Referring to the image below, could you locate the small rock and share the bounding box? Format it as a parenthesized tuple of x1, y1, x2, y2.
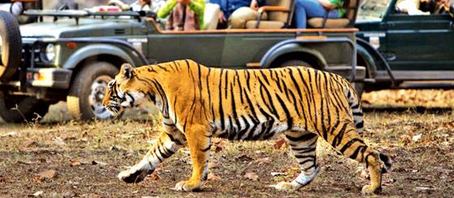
(270, 172, 286, 176)
(39, 170, 57, 179)
(91, 160, 107, 166)
(412, 134, 422, 142)
(54, 137, 66, 147)
(415, 186, 434, 193)
(0, 131, 17, 137)
(244, 172, 259, 181)
(32, 191, 43, 197)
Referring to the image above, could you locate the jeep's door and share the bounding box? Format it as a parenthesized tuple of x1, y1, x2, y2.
(220, 31, 294, 68)
(384, 11, 454, 71)
(147, 31, 226, 66)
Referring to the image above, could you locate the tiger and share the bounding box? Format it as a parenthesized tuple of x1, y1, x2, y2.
(103, 59, 392, 194)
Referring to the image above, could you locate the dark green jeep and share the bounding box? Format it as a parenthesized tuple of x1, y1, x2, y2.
(355, 0, 454, 91)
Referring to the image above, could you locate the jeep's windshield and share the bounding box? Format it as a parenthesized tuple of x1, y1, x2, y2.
(357, 0, 392, 22)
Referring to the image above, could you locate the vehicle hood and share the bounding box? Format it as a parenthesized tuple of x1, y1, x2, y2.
(20, 18, 142, 38)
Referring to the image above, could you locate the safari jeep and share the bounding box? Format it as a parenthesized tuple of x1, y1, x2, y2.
(0, 0, 365, 123)
(355, 0, 454, 91)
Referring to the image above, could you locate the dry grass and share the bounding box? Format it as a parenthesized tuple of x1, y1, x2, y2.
(0, 90, 453, 197)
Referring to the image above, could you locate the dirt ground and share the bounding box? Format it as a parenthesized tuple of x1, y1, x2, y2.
(0, 90, 453, 198)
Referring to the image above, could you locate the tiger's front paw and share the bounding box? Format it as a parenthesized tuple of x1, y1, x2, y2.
(173, 180, 202, 191)
(361, 185, 382, 195)
(271, 181, 298, 192)
(117, 168, 149, 183)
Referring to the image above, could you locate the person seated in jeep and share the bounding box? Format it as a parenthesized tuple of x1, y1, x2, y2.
(158, 0, 206, 30)
(108, 0, 166, 12)
(209, 0, 266, 29)
(293, 0, 345, 29)
(396, 0, 452, 15)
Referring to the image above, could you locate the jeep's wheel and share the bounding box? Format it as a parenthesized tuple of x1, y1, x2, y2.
(67, 62, 119, 120)
(0, 10, 22, 81)
(278, 59, 312, 68)
(0, 91, 50, 123)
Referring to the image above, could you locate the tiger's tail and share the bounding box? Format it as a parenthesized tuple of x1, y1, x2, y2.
(345, 83, 393, 173)
(345, 84, 364, 135)
(379, 152, 393, 173)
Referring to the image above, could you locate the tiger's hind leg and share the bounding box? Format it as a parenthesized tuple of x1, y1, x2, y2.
(273, 131, 320, 192)
(331, 122, 383, 194)
(118, 126, 185, 183)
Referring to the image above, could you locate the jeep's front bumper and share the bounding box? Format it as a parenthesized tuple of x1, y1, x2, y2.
(0, 68, 72, 89)
(26, 68, 72, 89)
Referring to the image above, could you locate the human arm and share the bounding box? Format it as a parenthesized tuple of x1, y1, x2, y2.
(187, 0, 206, 16)
(250, 0, 259, 10)
(157, 0, 178, 18)
(317, 0, 339, 9)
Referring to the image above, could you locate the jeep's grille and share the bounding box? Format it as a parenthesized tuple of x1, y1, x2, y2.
(22, 43, 45, 68)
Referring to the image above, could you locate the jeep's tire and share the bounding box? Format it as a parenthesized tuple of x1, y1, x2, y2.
(0, 91, 50, 123)
(67, 62, 119, 120)
(0, 10, 22, 81)
(278, 59, 312, 68)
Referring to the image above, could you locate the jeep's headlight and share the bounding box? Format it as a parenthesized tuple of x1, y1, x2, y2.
(44, 44, 56, 62)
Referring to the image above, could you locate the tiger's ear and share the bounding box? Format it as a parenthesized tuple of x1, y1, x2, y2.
(120, 63, 134, 79)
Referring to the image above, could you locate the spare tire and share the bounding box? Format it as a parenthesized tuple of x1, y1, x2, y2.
(0, 10, 22, 81)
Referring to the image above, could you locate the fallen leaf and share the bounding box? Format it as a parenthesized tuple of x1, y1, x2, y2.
(254, 157, 271, 165)
(208, 173, 221, 181)
(212, 138, 227, 152)
(208, 162, 218, 169)
(33, 177, 42, 184)
(149, 172, 160, 181)
(39, 170, 57, 179)
(16, 160, 33, 165)
(70, 160, 81, 167)
(21, 140, 38, 149)
(273, 138, 287, 149)
(244, 172, 258, 181)
(236, 154, 252, 161)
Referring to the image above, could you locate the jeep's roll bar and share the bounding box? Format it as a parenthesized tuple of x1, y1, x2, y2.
(23, 9, 143, 25)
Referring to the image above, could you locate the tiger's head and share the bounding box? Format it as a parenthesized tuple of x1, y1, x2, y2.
(103, 63, 149, 116)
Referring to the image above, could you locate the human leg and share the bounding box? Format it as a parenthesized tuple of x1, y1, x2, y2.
(294, 0, 340, 28)
(228, 7, 266, 29)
